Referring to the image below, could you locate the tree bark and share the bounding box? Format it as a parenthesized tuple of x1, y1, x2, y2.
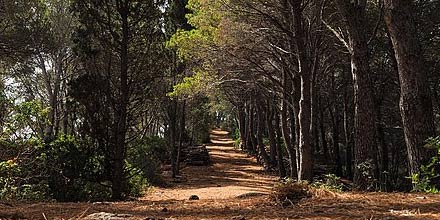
(336, 0, 379, 189)
(343, 87, 353, 179)
(292, 0, 313, 181)
(256, 101, 270, 167)
(267, 105, 278, 167)
(330, 72, 342, 177)
(237, 106, 247, 151)
(274, 112, 287, 178)
(384, 0, 436, 177)
(112, 0, 130, 200)
(281, 72, 297, 178)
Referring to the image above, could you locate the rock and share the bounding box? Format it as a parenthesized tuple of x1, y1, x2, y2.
(84, 212, 132, 220)
(189, 195, 200, 200)
(161, 207, 168, 212)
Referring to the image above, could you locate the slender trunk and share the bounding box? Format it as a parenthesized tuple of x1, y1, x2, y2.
(384, 0, 436, 176)
(170, 100, 178, 178)
(292, 1, 313, 181)
(318, 96, 329, 158)
(329, 106, 342, 177)
(267, 106, 278, 167)
(281, 72, 297, 178)
(343, 88, 353, 179)
(247, 103, 257, 155)
(274, 112, 287, 178)
(176, 100, 186, 175)
(331, 72, 342, 177)
(238, 107, 246, 151)
(256, 102, 270, 167)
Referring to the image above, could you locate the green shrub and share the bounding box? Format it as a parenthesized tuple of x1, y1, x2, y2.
(312, 174, 346, 192)
(410, 136, 440, 193)
(127, 136, 166, 187)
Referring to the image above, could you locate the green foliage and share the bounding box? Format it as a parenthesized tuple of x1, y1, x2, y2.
(187, 96, 215, 144)
(410, 136, 440, 193)
(167, 70, 212, 98)
(0, 135, 113, 202)
(126, 161, 149, 197)
(5, 101, 49, 139)
(312, 174, 346, 192)
(43, 135, 111, 201)
(355, 159, 378, 190)
(127, 136, 167, 188)
(167, 0, 223, 60)
(232, 128, 241, 149)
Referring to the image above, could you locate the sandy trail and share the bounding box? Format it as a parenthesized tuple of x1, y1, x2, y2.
(146, 129, 277, 201)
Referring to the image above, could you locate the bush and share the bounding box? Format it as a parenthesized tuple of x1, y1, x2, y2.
(0, 135, 114, 202)
(0, 134, 169, 201)
(312, 174, 347, 192)
(127, 136, 166, 187)
(410, 136, 440, 193)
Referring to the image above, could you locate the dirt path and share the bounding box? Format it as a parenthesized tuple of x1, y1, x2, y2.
(2, 129, 440, 219)
(146, 129, 277, 201)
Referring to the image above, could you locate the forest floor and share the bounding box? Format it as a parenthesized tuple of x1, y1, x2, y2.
(2, 129, 440, 220)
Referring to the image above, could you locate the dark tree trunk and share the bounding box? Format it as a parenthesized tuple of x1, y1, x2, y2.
(330, 72, 342, 177)
(318, 96, 329, 158)
(256, 101, 270, 167)
(384, 0, 436, 177)
(267, 105, 278, 167)
(292, 1, 313, 181)
(281, 72, 297, 178)
(274, 112, 287, 178)
(170, 100, 178, 178)
(247, 103, 257, 155)
(343, 88, 353, 180)
(336, 0, 379, 189)
(112, 1, 130, 200)
(237, 106, 247, 151)
(176, 100, 186, 175)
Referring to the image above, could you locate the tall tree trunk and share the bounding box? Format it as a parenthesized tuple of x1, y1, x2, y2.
(384, 0, 436, 177)
(343, 87, 353, 179)
(330, 72, 342, 177)
(170, 100, 178, 178)
(176, 100, 186, 175)
(336, 0, 378, 189)
(281, 72, 297, 178)
(112, 1, 130, 200)
(292, 0, 313, 181)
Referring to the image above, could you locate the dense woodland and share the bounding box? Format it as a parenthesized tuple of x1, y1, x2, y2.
(0, 0, 439, 202)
